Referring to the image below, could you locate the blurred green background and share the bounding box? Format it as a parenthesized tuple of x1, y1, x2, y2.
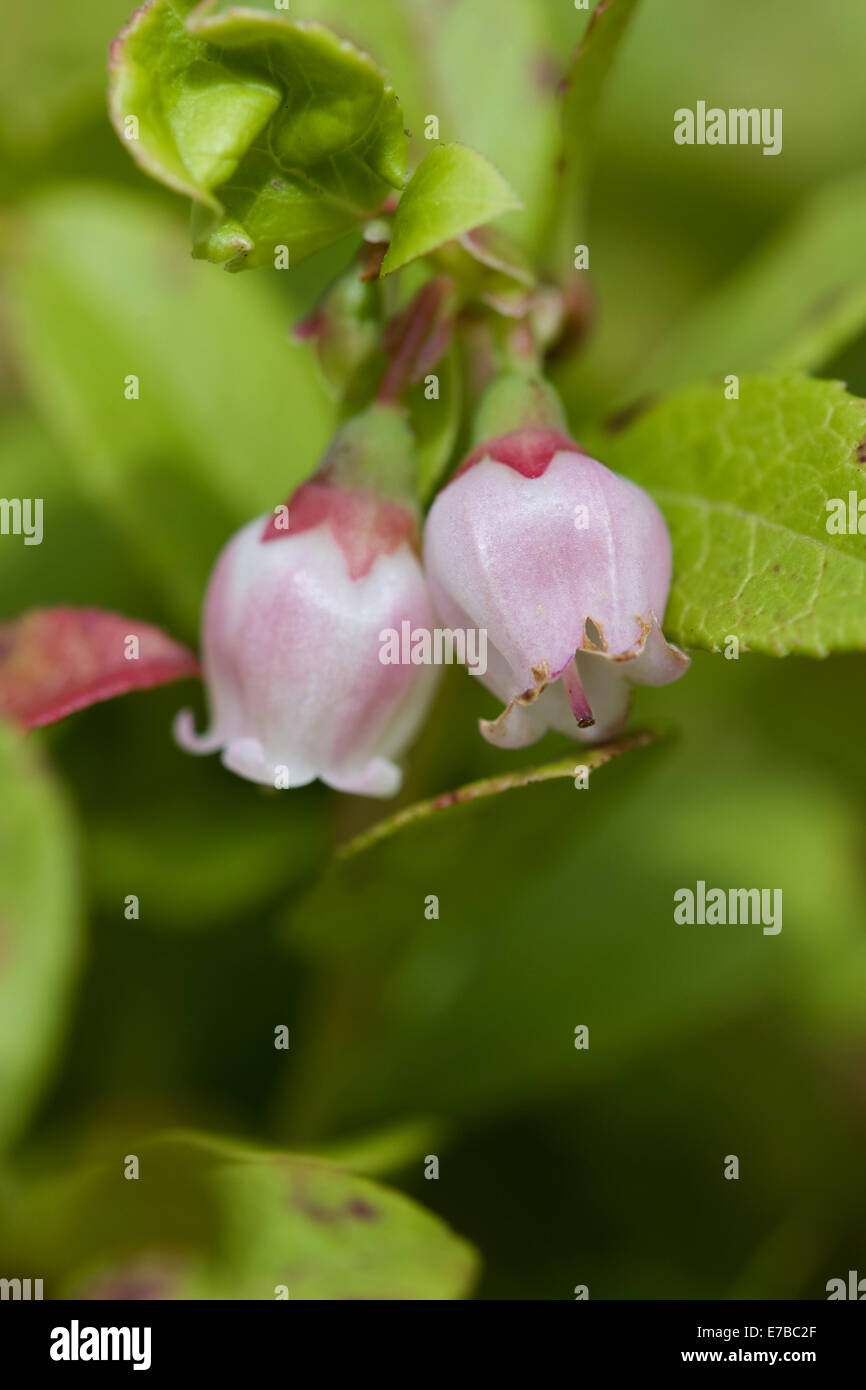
(2, 0, 866, 1299)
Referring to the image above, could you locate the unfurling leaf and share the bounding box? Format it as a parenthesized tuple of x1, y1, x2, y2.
(381, 143, 522, 276)
(0, 607, 199, 728)
(109, 0, 408, 269)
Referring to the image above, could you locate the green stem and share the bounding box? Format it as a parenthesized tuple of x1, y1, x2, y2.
(337, 731, 653, 859)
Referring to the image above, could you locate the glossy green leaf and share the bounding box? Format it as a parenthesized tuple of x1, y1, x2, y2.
(0, 723, 81, 1151)
(109, 0, 407, 269)
(381, 143, 521, 276)
(596, 374, 866, 656)
(4, 185, 333, 633)
(21, 1132, 478, 1300)
(625, 171, 866, 401)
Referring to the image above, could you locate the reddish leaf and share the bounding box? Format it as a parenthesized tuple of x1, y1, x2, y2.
(0, 607, 200, 729)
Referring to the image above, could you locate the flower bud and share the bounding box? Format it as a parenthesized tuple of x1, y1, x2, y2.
(422, 428, 689, 748)
(176, 422, 438, 795)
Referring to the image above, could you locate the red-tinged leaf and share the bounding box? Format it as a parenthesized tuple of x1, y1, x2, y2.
(0, 607, 200, 729)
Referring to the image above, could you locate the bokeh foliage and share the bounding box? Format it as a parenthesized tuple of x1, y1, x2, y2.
(2, 0, 866, 1298)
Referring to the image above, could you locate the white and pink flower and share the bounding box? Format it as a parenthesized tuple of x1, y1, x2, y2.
(422, 428, 689, 748)
(175, 479, 438, 795)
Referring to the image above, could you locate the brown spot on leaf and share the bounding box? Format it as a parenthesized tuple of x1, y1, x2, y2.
(294, 1195, 340, 1224)
(346, 1198, 378, 1221)
(74, 1254, 186, 1300)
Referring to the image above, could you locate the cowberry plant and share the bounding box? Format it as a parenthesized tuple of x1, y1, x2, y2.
(2, 0, 866, 1301)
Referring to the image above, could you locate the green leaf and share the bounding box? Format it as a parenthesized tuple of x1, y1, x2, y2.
(299, 1119, 442, 1178)
(542, 0, 642, 269)
(20, 1132, 478, 1300)
(4, 185, 333, 633)
(381, 143, 521, 276)
(596, 374, 866, 657)
(625, 171, 866, 401)
(109, 0, 407, 269)
(0, 724, 81, 1151)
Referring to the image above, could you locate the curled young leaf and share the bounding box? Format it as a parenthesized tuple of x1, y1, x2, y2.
(109, 0, 408, 269)
(0, 607, 199, 728)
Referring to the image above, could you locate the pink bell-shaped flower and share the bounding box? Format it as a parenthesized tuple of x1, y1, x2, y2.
(176, 419, 439, 795)
(422, 428, 689, 748)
